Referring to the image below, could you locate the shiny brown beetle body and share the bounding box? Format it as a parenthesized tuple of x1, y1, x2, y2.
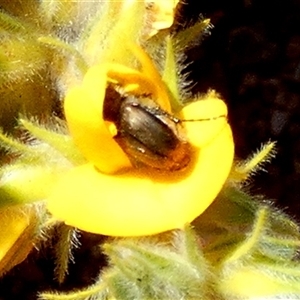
(103, 86, 191, 171)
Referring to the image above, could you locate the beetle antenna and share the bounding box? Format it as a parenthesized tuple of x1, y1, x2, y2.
(180, 114, 227, 122)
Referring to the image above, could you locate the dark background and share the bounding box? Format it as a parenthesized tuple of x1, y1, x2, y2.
(178, 0, 300, 217)
(1, 0, 300, 298)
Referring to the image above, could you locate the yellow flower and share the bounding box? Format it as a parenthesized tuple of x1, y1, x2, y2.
(47, 45, 234, 237)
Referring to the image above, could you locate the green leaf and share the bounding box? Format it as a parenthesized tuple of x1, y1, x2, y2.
(19, 119, 86, 165)
(53, 225, 79, 284)
(174, 18, 212, 50)
(103, 234, 211, 300)
(162, 36, 183, 111)
(0, 164, 61, 207)
(0, 11, 27, 34)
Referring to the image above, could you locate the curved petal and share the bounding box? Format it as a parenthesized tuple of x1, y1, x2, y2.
(47, 97, 234, 236)
(181, 97, 228, 147)
(64, 65, 132, 174)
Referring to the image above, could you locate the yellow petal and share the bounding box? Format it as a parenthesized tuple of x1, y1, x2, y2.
(0, 206, 38, 276)
(219, 267, 300, 298)
(182, 97, 228, 147)
(65, 57, 175, 174)
(107, 46, 171, 111)
(127, 43, 171, 111)
(48, 96, 234, 236)
(64, 65, 132, 174)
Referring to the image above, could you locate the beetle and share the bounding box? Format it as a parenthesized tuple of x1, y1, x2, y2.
(103, 85, 191, 171)
(103, 85, 226, 171)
